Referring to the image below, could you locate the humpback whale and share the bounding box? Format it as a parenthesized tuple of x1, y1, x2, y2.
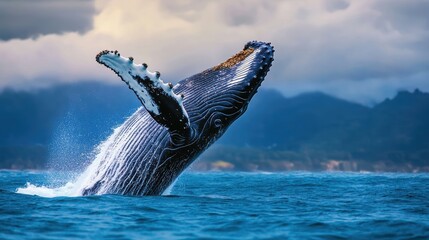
(81, 41, 274, 196)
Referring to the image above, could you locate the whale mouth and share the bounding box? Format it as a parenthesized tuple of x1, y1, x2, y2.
(219, 41, 274, 99)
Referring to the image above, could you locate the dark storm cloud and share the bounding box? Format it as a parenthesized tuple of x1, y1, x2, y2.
(0, 0, 95, 41)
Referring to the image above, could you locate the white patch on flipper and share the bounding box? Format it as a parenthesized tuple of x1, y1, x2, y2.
(98, 53, 188, 122)
(227, 49, 260, 86)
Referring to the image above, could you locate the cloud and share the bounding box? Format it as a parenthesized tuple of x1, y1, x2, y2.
(0, 0, 95, 41)
(325, 0, 350, 12)
(0, 0, 428, 105)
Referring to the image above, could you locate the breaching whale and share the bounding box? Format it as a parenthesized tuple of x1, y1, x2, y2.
(81, 41, 274, 196)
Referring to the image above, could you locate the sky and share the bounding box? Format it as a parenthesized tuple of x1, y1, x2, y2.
(0, 0, 428, 105)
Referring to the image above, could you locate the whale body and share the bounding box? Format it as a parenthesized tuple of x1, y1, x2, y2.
(81, 41, 274, 196)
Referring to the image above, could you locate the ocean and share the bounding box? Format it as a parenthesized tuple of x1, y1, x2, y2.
(0, 170, 428, 239)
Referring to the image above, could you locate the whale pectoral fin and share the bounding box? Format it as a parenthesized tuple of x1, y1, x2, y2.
(96, 50, 191, 136)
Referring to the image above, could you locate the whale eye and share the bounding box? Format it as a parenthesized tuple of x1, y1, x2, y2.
(214, 119, 222, 128)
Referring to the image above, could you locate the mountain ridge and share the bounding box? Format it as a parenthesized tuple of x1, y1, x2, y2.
(0, 82, 428, 171)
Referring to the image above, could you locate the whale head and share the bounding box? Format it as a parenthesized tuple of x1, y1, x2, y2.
(179, 41, 274, 142)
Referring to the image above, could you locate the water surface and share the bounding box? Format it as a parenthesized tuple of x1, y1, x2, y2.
(1, 171, 428, 239)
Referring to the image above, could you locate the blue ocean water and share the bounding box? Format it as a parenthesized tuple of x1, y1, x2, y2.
(0, 171, 428, 239)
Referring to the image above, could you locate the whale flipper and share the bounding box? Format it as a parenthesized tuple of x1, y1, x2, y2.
(96, 51, 191, 137)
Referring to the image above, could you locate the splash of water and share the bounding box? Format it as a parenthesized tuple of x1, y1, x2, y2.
(16, 182, 78, 198)
(16, 108, 177, 198)
(17, 121, 127, 197)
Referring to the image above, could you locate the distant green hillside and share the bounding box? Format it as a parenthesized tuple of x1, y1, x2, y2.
(0, 82, 428, 172)
(200, 89, 429, 172)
